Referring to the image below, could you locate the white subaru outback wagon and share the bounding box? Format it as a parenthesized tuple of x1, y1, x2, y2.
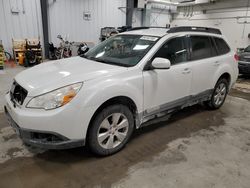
(5, 27, 238, 156)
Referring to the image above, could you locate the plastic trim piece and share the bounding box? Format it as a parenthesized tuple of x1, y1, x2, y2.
(139, 89, 214, 126)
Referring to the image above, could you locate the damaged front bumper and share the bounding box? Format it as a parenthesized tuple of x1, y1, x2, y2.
(4, 106, 85, 150)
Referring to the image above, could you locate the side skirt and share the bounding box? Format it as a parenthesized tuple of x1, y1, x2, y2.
(138, 89, 213, 128)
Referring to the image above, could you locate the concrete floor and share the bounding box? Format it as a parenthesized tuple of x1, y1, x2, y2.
(0, 66, 250, 188)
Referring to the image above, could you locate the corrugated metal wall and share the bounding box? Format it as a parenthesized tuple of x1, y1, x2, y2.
(0, 0, 43, 54)
(48, 0, 126, 46)
(0, 0, 126, 55)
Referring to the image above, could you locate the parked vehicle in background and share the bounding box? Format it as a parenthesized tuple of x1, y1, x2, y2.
(238, 45, 250, 75)
(5, 26, 238, 156)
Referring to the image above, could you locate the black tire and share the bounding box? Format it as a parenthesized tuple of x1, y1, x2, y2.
(88, 105, 134, 156)
(205, 78, 229, 110)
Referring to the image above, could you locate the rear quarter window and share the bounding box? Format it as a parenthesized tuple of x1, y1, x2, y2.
(190, 36, 217, 61)
(214, 37, 231, 55)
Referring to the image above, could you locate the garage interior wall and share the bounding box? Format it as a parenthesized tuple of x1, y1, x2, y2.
(132, 4, 171, 27)
(150, 8, 171, 26)
(171, 0, 250, 50)
(2, 0, 250, 54)
(0, 0, 126, 55)
(0, 0, 43, 55)
(48, 0, 126, 46)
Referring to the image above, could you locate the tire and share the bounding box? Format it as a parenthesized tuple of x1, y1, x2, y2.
(205, 78, 229, 110)
(88, 105, 134, 156)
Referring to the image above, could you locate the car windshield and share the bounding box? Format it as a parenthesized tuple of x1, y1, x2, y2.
(83, 35, 159, 67)
(244, 45, 250, 52)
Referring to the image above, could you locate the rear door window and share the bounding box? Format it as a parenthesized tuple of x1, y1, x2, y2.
(214, 37, 230, 55)
(190, 36, 217, 61)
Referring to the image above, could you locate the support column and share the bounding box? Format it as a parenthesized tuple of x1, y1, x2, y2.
(40, 0, 49, 59)
(142, 3, 152, 27)
(126, 0, 134, 27)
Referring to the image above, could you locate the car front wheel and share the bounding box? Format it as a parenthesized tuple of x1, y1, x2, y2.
(88, 105, 134, 156)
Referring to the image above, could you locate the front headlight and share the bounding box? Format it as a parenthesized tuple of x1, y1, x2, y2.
(26, 82, 83, 110)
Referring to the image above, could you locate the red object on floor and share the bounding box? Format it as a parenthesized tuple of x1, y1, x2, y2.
(5, 60, 16, 68)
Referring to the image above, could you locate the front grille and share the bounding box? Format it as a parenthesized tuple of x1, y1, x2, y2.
(10, 81, 28, 105)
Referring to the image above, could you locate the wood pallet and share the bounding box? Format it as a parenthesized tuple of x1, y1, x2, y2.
(12, 38, 42, 63)
(12, 39, 26, 63)
(0, 44, 4, 69)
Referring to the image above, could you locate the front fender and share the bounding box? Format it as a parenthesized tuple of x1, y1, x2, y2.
(82, 78, 143, 111)
(76, 69, 143, 138)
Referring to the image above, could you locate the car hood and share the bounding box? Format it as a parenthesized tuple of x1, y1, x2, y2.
(15, 56, 127, 96)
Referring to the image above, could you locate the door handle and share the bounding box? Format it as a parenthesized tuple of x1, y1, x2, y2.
(182, 68, 191, 74)
(214, 61, 220, 66)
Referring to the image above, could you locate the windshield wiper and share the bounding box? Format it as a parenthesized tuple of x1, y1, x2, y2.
(80, 54, 87, 58)
(81, 55, 104, 62)
(86, 57, 131, 67)
(88, 57, 109, 63)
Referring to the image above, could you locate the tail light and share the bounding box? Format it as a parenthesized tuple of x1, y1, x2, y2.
(234, 54, 239, 61)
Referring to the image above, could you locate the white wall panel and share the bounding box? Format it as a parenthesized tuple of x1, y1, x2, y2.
(172, 0, 250, 49)
(150, 8, 170, 26)
(0, 0, 43, 54)
(133, 8, 171, 27)
(48, 0, 126, 46)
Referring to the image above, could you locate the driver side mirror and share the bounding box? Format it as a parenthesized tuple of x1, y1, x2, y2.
(151, 57, 171, 69)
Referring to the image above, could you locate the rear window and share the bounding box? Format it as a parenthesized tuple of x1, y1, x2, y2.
(190, 36, 217, 61)
(214, 37, 230, 55)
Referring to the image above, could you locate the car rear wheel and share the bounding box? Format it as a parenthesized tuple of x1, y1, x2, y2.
(205, 78, 229, 110)
(88, 105, 134, 156)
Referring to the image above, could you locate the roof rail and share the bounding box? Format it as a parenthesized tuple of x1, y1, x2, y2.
(167, 26, 222, 35)
(129, 26, 169, 31)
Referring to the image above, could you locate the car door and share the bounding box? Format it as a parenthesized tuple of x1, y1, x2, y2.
(188, 35, 218, 96)
(143, 36, 192, 118)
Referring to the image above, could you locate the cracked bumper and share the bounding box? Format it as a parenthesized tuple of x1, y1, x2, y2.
(4, 106, 85, 150)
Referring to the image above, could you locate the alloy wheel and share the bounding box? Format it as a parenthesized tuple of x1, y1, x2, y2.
(97, 113, 129, 149)
(214, 83, 227, 106)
